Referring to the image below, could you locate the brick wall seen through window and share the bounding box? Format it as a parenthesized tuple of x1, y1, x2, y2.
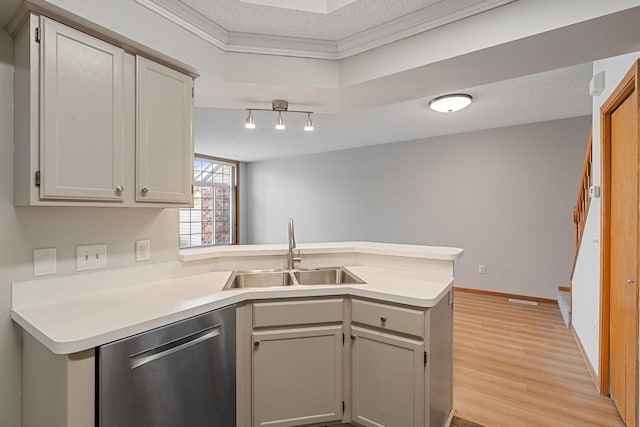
(180, 156, 238, 248)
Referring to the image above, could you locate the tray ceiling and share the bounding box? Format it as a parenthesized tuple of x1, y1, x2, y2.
(134, 0, 516, 59)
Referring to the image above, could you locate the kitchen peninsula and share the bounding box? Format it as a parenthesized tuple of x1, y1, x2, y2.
(12, 242, 463, 427)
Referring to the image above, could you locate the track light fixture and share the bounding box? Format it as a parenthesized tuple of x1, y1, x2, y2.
(244, 100, 314, 131)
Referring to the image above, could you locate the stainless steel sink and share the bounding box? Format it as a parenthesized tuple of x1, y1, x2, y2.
(294, 267, 366, 286)
(223, 270, 295, 290)
(222, 267, 365, 290)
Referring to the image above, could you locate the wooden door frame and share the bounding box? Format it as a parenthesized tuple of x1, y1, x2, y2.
(599, 59, 640, 426)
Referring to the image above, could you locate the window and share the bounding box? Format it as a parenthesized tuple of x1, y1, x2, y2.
(179, 156, 239, 248)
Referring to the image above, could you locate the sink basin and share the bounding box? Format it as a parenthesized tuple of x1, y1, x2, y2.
(294, 267, 366, 286)
(223, 270, 295, 290)
(222, 267, 366, 290)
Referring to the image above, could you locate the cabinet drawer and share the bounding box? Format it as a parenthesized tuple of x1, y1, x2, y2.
(352, 299, 424, 337)
(253, 299, 343, 328)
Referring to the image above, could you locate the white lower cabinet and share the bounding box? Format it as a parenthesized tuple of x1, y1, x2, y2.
(246, 298, 346, 427)
(252, 326, 344, 427)
(351, 326, 425, 427)
(240, 293, 453, 427)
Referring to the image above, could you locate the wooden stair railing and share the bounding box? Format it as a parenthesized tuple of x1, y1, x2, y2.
(571, 131, 593, 281)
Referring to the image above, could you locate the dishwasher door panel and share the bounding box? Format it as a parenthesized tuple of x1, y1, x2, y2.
(98, 304, 236, 427)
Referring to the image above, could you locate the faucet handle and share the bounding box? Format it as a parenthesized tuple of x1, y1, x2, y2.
(294, 249, 302, 263)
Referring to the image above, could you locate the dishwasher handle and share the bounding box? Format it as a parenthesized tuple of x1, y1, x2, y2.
(129, 325, 222, 369)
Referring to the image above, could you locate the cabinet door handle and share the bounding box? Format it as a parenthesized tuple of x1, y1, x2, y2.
(380, 316, 387, 323)
(628, 279, 636, 285)
(254, 341, 260, 349)
(116, 185, 124, 193)
(350, 335, 356, 341)
(141, 187, 149, 194)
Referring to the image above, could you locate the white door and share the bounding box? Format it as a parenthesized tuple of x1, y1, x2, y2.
(136, 56, 193, 204)
(40, 17, 125, 201)
(351, 326, 424, 427)
(252, 326, 343, 427)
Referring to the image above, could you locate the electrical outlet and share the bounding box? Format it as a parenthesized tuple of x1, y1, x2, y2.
(33, 248, 56, 276)
(76, 244, 107, 272)
(478, 264, 486, 274)
(136, 239, 151, 262)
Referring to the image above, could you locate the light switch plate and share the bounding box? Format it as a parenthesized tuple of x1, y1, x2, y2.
(76, 244, 107, 271)
(136, 239, 151, 262)
(33, 248, 56, 276)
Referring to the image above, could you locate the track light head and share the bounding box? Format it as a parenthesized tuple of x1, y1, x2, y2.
(245, 110, 255, 129)
(304, 113, 314, 131)
(275, 112, 286, 130)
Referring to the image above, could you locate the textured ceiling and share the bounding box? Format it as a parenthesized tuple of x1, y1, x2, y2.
(180, 0, 444, 40)
(194, 62, 593, 162)
(239, 0, 360, 14)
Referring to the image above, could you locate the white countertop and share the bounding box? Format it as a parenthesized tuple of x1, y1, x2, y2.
(11, 265, 453, 355)
(12, 241, 462, 355)
(180, 241, 463, 262)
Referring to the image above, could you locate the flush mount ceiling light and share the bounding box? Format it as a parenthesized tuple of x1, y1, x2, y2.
(428, 93, 473, 113)
(245, 100, 314, 131)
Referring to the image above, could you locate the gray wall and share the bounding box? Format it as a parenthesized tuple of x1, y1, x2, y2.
(0, 30, 183, 427)
(246, 116, 591, 299)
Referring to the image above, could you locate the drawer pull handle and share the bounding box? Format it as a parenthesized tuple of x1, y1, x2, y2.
(254, 341, 260, 349)
(380, 316, 387, 323)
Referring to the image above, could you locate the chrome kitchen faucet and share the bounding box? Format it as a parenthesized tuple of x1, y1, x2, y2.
(287, 217, 302, 270)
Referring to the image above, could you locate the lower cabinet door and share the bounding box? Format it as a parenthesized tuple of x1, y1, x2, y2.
(252, 325, 343, 427)
(351, 326, 425, 427)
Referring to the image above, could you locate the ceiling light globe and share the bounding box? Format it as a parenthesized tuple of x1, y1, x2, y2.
(428, 94, 473, 113)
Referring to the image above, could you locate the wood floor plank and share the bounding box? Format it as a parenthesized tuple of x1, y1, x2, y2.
(453, 291, 624, 427)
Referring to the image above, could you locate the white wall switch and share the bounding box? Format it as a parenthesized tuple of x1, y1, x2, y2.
(135, 239, 151, 262)
(33, 248, 57, 276)
(478, 264, 486, 274)
(76, 244, 107, 272)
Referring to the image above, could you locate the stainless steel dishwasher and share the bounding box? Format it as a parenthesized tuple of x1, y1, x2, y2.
(98, 303, 237, 427)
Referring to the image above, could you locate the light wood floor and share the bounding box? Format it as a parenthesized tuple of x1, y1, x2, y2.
(453, 291, 624, 427)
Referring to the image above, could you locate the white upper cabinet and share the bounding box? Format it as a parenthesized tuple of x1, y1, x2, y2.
(12, 13, 194, 207)
(136, 57, 193, 204)
(40, 17, 126, 201)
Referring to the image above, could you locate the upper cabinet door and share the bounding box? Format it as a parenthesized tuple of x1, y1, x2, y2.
(40, 17, 125, 201)
(136, 56, 193, 204)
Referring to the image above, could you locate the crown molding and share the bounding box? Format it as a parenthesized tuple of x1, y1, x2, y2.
(338, 0, 516, 58)
(133, 0, 516, 60)
(227, 32, 339, 59)
(134, 0, 228, 50)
